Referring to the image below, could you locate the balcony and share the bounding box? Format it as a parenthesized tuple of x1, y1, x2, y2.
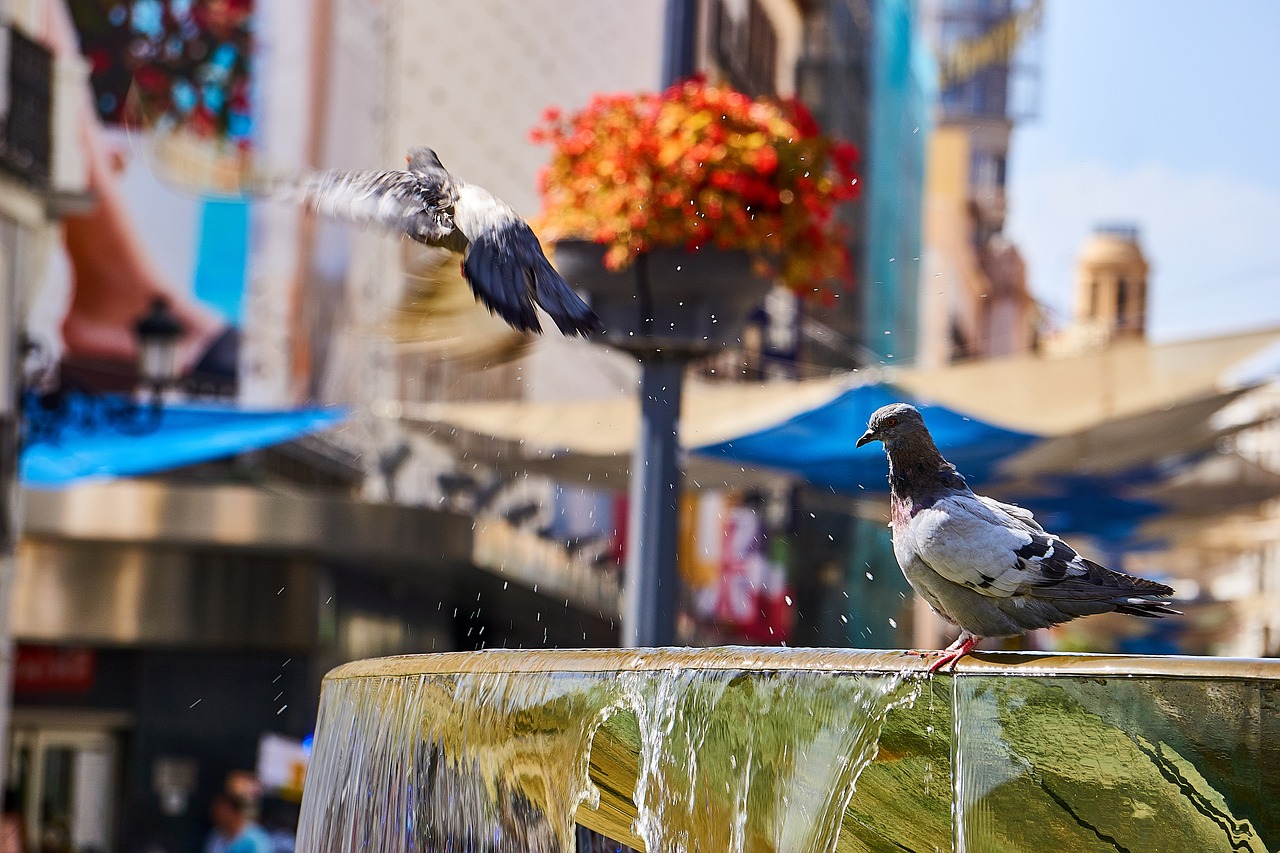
(0, 23, 52, 188)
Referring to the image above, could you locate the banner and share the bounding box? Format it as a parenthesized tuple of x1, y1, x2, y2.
(33, 0, 257, 394)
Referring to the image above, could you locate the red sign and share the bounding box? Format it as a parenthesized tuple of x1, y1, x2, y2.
(13, 645, 96, 694)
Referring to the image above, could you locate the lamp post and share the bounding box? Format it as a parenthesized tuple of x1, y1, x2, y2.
(555, 244, 775, 648)
(21, 298, 186, 444)
(134, 297, 184, 397)
(574, 0, 698, 648)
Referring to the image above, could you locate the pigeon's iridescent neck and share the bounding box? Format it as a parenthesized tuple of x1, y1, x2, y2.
(884, 431, 968, 518)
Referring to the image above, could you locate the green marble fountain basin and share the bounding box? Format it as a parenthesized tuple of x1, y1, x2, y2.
(298, 648, 1278, 852)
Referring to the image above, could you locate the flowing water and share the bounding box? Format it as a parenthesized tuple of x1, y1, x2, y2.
(298, 649, 1280, 853)
(297, 648, 915, 852)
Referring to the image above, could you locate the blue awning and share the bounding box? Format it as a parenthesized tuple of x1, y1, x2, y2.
(696, 384, 1040, 492)
(21, 402, 349, 488)
(694, 383, 1175, 540)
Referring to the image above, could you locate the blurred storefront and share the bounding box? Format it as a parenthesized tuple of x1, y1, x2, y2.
(8, 477, 618, 853)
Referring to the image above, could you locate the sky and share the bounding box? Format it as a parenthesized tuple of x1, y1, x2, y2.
(1004, 0, 1280, 342)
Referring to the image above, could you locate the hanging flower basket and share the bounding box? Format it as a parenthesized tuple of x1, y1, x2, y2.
(532, 78, 859, 355)
(552, 240, 774, 356)
(533, 79, 859, 283)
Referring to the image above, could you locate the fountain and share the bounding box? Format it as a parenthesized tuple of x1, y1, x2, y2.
(297, 648, 1279, 852)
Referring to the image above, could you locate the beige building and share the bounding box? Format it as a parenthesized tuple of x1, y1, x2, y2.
(918, 123, 1038, 367)
(916, 0, 1043, 371)
(1032, 225, 1280, 658)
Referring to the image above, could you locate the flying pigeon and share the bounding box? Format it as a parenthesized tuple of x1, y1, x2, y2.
(856, 403, 1177, 672)
(282, 147, 602, 337)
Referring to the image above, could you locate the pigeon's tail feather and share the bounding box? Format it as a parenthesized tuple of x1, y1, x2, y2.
(1044, 559, 1175, 598)
(1113, 598, 1181, 618)
(1092, 565, 1175, 597)
(462, 220, 601, 337)
(529, 255, 604, 338)
(462, 231, 542, 334)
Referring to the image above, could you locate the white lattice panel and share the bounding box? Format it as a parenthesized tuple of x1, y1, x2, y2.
(388, 0, 665, 217)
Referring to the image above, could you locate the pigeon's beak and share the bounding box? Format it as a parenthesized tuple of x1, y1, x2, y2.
(856, 428, 877, 448)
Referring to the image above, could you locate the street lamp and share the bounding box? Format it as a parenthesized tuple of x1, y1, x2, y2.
(134, 297, 184, 394)
(22, 297, 186, 444)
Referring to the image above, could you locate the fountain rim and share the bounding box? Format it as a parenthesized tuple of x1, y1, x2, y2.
(322, 647, 1280, 683)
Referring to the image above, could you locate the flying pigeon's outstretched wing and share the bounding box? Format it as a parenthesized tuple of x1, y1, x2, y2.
(905, 493, 1175, 614)
(279, 149, 601, 338)
(287, 167, 458, 246)
(388, 245, 532, 363)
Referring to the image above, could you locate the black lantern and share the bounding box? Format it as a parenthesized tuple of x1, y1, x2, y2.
(134, 297, 184, 393)
(21, 298, 188, 445)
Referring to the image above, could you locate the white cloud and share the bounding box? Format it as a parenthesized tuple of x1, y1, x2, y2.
(1006, 162, 1280, 341)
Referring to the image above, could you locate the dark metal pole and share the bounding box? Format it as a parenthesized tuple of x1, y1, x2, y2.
(619, 0, 698, 648)
(621, 355, 687, 647)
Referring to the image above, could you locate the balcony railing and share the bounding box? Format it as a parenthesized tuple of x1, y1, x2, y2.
(1, 24, 53, 187)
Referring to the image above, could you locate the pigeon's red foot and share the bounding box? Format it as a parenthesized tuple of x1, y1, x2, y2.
(927, 633, 980, 674)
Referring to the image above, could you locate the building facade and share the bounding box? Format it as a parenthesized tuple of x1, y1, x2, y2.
(917, 0, 1041, 368)
(5, 3, 630, 850)
(1, 0, 92, 799)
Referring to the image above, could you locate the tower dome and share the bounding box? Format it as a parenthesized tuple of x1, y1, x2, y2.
(1073, 224, 1149, 340)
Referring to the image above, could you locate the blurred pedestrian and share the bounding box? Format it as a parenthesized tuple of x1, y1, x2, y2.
(205, 793, 270, 853)
(0, 791, 25, 853)
(260, 799, 297, 853)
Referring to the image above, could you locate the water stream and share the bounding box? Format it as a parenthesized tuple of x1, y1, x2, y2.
(297, 649, 915, 852)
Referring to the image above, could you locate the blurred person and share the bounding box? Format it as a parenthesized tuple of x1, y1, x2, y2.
(260, 799, 297, 853)
(0, 791, 26, 853)
(205, 793, 270, 853)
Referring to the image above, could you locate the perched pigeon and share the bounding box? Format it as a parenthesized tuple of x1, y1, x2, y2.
(283, 147, 602, 337)
(857, 403, 1177, 672)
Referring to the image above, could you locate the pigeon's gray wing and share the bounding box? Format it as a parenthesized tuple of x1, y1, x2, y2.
(906, 494, 1174, 609)
(388, 245, 532, 362)
(451, 183, 603, 338)
(976, 494, 1045, 533)
(293, 168, 458, 245)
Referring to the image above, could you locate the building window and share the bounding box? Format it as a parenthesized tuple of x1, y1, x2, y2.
(1116, 277, 1128, 325)
(1089, 279, 1098, 318)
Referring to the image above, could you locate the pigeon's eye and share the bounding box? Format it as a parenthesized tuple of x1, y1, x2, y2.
(884, 417, 898, 428)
